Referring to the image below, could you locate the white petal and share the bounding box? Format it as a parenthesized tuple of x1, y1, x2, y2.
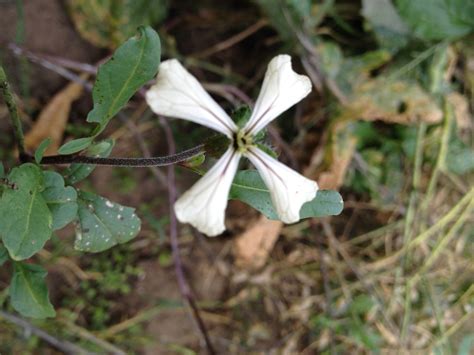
(243, 55, 312, 136)
(246, 147, 318, 224)
(146, 59, 237, 137)
(174, 148, 241, 236)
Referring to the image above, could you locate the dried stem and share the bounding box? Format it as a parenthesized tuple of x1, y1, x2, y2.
(0, 310, 89, 354)
(311, 220, 335, 354)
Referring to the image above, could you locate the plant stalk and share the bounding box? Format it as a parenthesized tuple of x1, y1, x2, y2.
(0, 65, 26, 157)
(21, 144, 205, 167)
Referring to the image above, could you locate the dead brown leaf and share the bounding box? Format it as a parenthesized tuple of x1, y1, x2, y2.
(317, 121, 357, 190)
(233, 216, 283, 269)
(25, 77, 86, 154)
(447, 92, 472, 129)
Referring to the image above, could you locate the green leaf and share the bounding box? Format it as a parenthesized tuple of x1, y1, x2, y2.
(183, 153, 205, 168)
(256, 143, 278, 159)
(317, 41, 344, 80)
(86, 26, 161, 135)
(232, 105, 251, 128)
(446, 144, 474, 175)
(229, 170, 343, 220)
(362, 0, 410, 51)
(0, 244, 8, 266)
(0, 162, 4, 178)
(255, 0, 313, 42)
(64, 139, 115, 185)
(458, 334, 474, 355)
(347, 320, 381, 350)
(350, 295, 375, 315)
(9, 262, 55, 318)
(395, 0, 474, 40)
(300, 190, 344, 219)
(58, 137, 93, 155)
(0, 164, 52, 260)
(34, 138, 52, 164)
(42, 171, 78, 230)
(75, 191, 141, 252)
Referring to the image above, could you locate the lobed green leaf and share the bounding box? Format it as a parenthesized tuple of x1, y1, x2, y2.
(0, 164, 52, 260)
(75, 191, 141, 253)
(42, 171, 78, 230)
(395, 0, 474, 40)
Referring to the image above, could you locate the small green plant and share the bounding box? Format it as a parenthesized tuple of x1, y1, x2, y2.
(0, 26, 342, 319)
(62, 245, 142, 330)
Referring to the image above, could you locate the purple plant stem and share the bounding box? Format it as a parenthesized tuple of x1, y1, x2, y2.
(159, 117, 216, 355)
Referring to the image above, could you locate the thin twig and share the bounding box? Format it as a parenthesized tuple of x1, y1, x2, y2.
(159, 117, 216, 355)
(369, 187, 474, 270)
(322, 220, 399, 335)
(409, 198, 473, 287)
(420, 100, 452, 221)
(0, 65, 26, 156)
(9, 43, 93, 90)
(0, 310, 91, 354)
(58, 317, 127, 355)
(400, 123, 426, 344)
(311, 220, 335, 354)
(192, 19, 267, 58)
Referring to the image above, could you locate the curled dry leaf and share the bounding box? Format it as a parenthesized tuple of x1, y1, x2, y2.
(343, 79, 443, 124)
(25, 76, 86, 154)
(447, 92, 472, 129)
(317, 121, 358, 190)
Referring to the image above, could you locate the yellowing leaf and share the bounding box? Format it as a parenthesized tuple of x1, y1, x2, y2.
(343, 79, 443, 125)
(66, 0, 169, 49)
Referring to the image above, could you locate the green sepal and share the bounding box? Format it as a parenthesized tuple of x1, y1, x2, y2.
(182, 153, 206, 168)
(256, 143, 278, 159)
(204, 135, 231, 159)
(232, 105, 251, 128)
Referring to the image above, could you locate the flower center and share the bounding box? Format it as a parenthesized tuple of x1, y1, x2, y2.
(234, 129, 253, 153)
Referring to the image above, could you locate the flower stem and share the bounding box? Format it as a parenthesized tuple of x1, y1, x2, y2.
(22, 144, 205, 167)
(159, 117, 216, 354)
(0, 65, 26, 157)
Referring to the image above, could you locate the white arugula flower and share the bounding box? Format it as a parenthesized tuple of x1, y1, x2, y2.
(146, 55, 318, 236)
